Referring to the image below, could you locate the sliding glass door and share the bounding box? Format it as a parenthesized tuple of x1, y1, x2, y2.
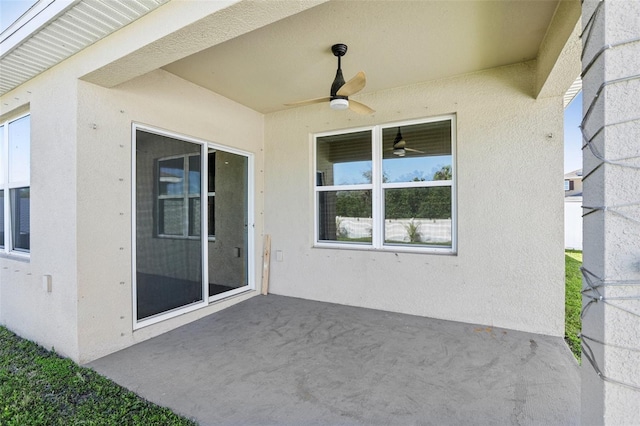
(207, 149, 249, 299)
(134, 126, 252, 325)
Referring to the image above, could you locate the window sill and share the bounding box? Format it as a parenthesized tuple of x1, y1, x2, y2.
(313, 242, 456, 256)
(0, 251, 31, 262)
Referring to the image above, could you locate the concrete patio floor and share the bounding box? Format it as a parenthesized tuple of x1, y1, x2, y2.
(88, 294, 580, 425)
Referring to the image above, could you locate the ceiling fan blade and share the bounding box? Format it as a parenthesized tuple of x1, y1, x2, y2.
(348, 99, 375, 115)
(284, 96, 331, 107)
(405, 148, 425, 154)
(337, 71, 366, 97)
(393, 140, 406, 149)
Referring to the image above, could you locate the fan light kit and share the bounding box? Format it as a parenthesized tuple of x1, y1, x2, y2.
(285, 43, 375, 114)
(330, 98, 349, 110)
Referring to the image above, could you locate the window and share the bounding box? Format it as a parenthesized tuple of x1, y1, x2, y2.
(157, 151, 215, 239)
(0, 114, 30, 255)
(315, 115, 456, 253)
(564, 180, 573, 191)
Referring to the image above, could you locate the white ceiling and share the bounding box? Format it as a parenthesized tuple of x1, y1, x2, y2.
(162, 0, 560, 114)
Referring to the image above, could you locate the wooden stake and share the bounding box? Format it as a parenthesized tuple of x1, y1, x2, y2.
(261, 234, 271, 295)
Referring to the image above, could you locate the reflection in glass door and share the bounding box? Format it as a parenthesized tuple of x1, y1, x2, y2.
(134, 127, 252, 325)
(207, 149, 249, 299)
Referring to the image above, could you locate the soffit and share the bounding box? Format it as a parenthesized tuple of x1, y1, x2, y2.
(0, 0, 168, 96)
(564, 76, 582, 107)
(162, 0, 560, 114)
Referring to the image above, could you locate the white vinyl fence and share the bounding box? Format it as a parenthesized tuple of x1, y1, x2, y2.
(337, 216, 451, 243)
(564, 197, 583, 250)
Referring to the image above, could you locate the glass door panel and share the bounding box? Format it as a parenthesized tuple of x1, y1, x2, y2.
(136, 130, 203, 320)
(208, 150, 249, 297)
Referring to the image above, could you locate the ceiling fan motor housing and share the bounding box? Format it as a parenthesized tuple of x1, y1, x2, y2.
(330, 43, 348, 100)
(330, 69, 347, 99)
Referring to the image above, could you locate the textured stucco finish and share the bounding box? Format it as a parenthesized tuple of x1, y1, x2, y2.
(0, 79, 80, 360)
(0, 0, 575, 363)
(581, 0, 640, 424)
(0, 0, 307, 363)
(81, 0, 327, 89)
(0, 67, 266, 363)
(75, 69, 265, 363)
(264, 61, 566, 337)
(535, 0, 582, 99)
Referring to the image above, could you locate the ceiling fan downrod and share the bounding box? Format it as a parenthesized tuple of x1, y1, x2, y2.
(330, 43, 349, 109)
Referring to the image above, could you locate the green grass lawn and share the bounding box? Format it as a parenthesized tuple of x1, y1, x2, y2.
(0, 327, 196, 426)
(565, 250, 583, 361)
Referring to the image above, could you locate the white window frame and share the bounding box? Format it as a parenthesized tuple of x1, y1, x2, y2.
(156, 152, 216, 240)
(564, 180, 570, 191)
(313, 114, 457, 254)
(0, 112, 31, 258)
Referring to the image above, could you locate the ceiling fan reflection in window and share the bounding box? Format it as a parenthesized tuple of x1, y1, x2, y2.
(387, 127, 425, 157)
(285, 43, 375, 115)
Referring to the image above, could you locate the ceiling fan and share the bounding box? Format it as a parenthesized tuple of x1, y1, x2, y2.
(388, 127, 425, 157)
(285, 43, 375, 114)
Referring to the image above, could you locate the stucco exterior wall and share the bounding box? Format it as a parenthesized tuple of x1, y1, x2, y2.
(0, 66, 265, 363)
(0, 77, 80, 360)
(0, 0, 319, 363)
(75, 69, 264, 363)
(0, 0, 571, 363)
(264, 61, 565, 336)
(581, 0, 640, 423)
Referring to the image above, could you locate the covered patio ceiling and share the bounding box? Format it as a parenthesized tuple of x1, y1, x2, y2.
(1, 1, 579, 112)
(161, 0, 562, 114)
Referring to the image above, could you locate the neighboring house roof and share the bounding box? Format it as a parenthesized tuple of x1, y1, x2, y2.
(564, 169, 583, 180)
(565, 169, 583, 198)
(0, 0, 168, 96)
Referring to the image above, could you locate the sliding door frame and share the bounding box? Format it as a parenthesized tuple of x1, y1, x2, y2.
(132, 123, 255, 329)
